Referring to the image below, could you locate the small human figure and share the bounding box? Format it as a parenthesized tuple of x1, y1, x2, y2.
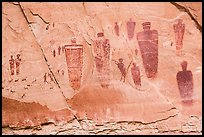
(9, 55, 15, 75)
(135, 49, 138, 56)
(44, 73, 47, 83)
(15, 54, 21, 75)
(114, 22, 119, 36)
(57, 69, 60, 73)
(53, 49, 56, 57)
(176, 61, 193, 103)
(58, 46, 61, 55)
(131, 62, 141, 87)
(62, 46, 65, 53)
(173, 19, 185, 55)
(113, 58, 126, 82)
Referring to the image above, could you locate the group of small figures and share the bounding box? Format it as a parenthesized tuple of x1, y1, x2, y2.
(52, 45, 66, 57)
(9, 54, 21, 76)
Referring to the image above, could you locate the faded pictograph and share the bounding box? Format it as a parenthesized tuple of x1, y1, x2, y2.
(131, 62, 141, 87)
(58, 46, 61, 55)
(57, 69, 64, 75)
(9, 55, 15, 75)
(9, 54, 22, 76)
(62, 46, 65, 53)
(137, 22, 158, 79)
(176, 61, 194, 104)
(114, 22, 119, 37)
(52, 49, 56, 57)
(65, 38, 83, 90)
(127, 18, 136, 40)
(15, 54, 21, 75)
(93, 32, 111, 88)
(173, 19, 185, 56)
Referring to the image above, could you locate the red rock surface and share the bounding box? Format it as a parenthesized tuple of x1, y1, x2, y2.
(2, 2, 202, 135)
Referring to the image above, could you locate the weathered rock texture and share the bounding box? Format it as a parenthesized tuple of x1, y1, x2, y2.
(2, 2, 202, 135)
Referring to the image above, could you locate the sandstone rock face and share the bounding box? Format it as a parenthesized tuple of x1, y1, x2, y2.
(2, 2, 202, 135)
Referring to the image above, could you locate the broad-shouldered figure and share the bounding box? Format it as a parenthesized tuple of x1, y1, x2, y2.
(176, 61, 193, 101)
(137, 22, 158, 79)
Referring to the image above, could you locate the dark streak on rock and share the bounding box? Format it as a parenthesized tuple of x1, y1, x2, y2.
(28, 9, 50, 30)
(157, 107, 177, 113)
(117, 112, 179, 125)
(28, 9, 50, 24)
(9, 2, 20, 6)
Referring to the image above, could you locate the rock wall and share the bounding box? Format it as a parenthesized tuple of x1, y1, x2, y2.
(2, 2, 202, 135)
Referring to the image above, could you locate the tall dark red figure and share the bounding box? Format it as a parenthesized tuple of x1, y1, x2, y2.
(176, 61, 194, 102)
(65, 38, 83, 90)
(137, 22, 158, 79)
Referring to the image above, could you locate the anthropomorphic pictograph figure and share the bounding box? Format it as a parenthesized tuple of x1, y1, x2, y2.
(93, 32, 111, 88)
(53, 49, 56, 57)
(135, 49, 138, 56)
(64, 38, 83, 90)
(9, 55, 15, 75)
(114, 22, 119, 36)
(137, 22, 158, 79)
(58, 46, 61, 55)
(62, 46, 65, 53)
(93, 33, 105, 73)
(15, 54, 21, 75)
(131, 62, 141, 87)
(173, 19, 185, 55)
(113, 58, 126, 82)
(176, 61, 193, 102)
(127, 18, 136, 40)
(44, 73, 47, 83)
